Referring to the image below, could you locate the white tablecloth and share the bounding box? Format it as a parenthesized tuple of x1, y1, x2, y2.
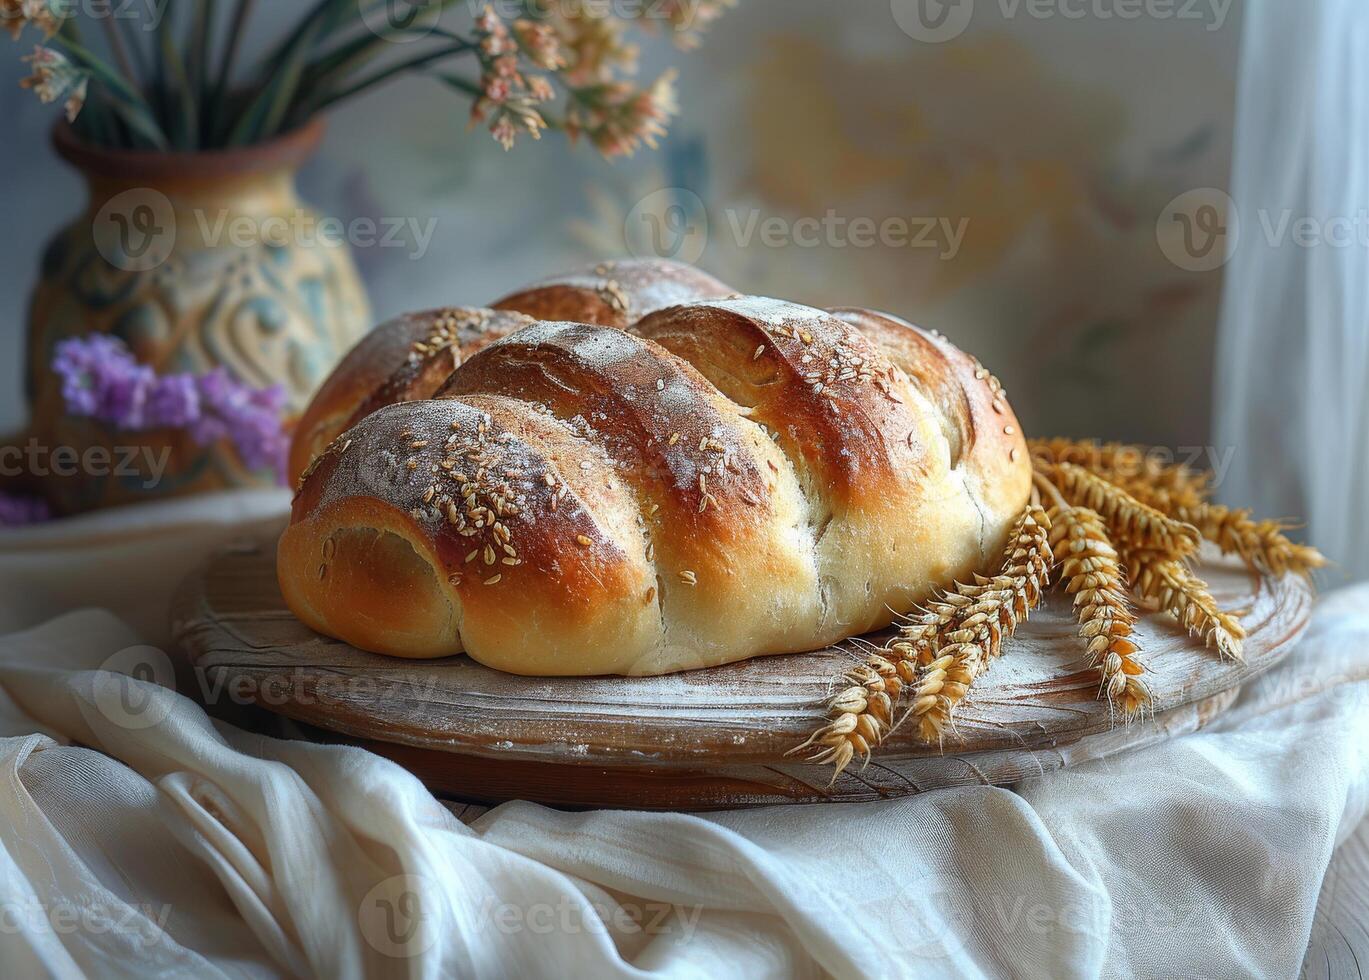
(0, 491, 1365, 979)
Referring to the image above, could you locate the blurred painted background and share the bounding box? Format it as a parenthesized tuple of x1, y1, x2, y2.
(1, 0, 1242, 450)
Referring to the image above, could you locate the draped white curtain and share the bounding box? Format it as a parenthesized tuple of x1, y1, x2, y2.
(1215, 0, 1369, 583)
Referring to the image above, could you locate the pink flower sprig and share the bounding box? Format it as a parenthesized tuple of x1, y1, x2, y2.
(468, 6, 560, 151)
(19, 43, 86, 121)
(565, 70, 679, 158)
(52, 335, 289, 483)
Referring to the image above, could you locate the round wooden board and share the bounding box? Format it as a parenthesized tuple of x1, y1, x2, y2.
(171, 542, 1313, 810)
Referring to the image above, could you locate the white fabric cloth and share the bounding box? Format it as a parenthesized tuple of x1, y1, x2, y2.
(0, 491, 1366, 979)
(1214, 0, 1369, 583)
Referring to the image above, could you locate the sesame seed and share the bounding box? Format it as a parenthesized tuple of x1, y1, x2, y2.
(1004, 424, 1016, 435)
(483, 545, 496, 565)
(318, 564, 328, 581)
(576, 534, 593, 546)
(411, 440, 429, 449)
(484, 574, 502, 586)
(753, 345, 765, 360)
(656, 378, 665, 391)
(679, 570, 698, 586)
(668, 432, 680, 446)
(465, 548, 479, 563)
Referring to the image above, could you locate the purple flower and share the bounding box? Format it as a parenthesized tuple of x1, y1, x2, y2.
(52, 334, 157, 429)
(51, 335, 291, 486)
(192, 369, 290, 478)
(147, 373, 202, 429)
(0, 492, 51, 527)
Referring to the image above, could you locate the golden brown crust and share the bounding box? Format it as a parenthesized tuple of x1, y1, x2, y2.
(632, 298, 923, 508)
(491, 258, 733, 327)
(280, 265, 1033, 676)
(287, 307, 532, 486)
(281, 396, 660, 673)
(439, 322, 824, 667)
(831, 307, 1030, 533)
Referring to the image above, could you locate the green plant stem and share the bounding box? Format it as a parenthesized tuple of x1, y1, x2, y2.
(226, 0, 366, 145)
(191, 0, 217, 120)
(159, 17, 200, 148)
(301, 22, 468, 95)
(210, 0, 256, 141)
(53, 30, 170, 149)
(99, 14, 139, 85)
(308, 43, 473, 114)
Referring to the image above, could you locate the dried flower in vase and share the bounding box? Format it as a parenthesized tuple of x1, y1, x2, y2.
(5, 0, 734, 156)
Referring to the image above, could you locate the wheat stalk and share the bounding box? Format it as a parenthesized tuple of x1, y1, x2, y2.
(1042, 495, 1152, 717)
(1122, 546, 1246, 661)
(794, 505, 1053, 775)
(1029, 438, 1211, 500)
(1113, 482, 1326, 579)
(1034, 440, 1326, 579)
(1041, 461, 1200, 558)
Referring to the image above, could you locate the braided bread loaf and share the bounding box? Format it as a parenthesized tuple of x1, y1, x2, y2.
(279, 259, 1030, 675)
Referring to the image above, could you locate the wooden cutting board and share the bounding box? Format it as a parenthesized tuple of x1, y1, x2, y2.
(170, 542, 1313, 810)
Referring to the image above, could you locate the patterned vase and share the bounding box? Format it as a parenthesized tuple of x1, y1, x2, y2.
(20, 120, 370, 515)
